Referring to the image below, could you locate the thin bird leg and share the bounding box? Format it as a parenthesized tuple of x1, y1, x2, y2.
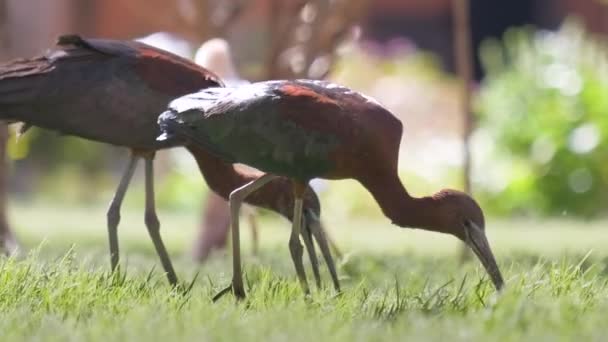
(247, 211, 259, 256)
(300, 214, 321, 289)
(306, 209, 341, 292)
(143, 155, 178, 286)
(289, 183, 310, 295)
(0, 123, 18, 256)
(213, 174, 278, 301)
(106, 153, 138, 272)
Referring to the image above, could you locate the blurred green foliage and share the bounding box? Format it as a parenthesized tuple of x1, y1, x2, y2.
(8, 128, 115, 203)
(6, 120, 208, 210)
(476, 19, 608, 216)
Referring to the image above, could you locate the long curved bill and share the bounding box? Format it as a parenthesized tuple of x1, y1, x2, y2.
(465, 223, 504, 290)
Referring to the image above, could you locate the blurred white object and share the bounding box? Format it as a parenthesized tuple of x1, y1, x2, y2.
(309, 178, 327, 193)
(136, 32, 193, 59)
(195, 38, 248, 86)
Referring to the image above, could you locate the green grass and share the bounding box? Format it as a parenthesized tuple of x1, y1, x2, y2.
(2, 202, 608, 341)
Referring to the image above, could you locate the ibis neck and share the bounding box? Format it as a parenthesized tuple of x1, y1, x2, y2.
(358, 172, 442, 232)
(186, 145, 319, 221)
(187, 145, 258, 198)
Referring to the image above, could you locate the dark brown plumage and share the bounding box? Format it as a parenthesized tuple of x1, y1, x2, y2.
(0, 36, 339, 289)
(159, 79, 504, 298)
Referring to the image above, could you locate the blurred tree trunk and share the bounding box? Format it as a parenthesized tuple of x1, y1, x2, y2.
(264, 0, 369, 80)
(453, 0, 473, 194)
(453, 0, 474, 260)
(0, 0, 18, 255)
(97, 0, 245, 45)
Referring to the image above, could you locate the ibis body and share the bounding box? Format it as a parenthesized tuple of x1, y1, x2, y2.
(0, 37, 338, 288)
(159, 79, 505, 297)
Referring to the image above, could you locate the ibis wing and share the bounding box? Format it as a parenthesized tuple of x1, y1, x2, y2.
(56, 35, 224, 95)
(0, 34, 224, 149)
(0, 35, 116, 107)
(56, 34, 139, 58)
(163, 85, 343, 179)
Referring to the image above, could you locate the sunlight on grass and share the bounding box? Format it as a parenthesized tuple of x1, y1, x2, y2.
(2, 202, 608, 341)
(9, 201, 608, 259)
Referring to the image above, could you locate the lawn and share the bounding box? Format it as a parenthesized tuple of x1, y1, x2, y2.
(1, 202, 608, 341)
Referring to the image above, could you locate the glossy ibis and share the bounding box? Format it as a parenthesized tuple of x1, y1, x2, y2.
(0, 36, 339, 290)
(192, 38, 339, 287)
(158, 79, 505, 298)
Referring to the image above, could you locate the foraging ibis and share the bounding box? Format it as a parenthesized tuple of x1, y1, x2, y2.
(158, 79, 505, 298)
(193, 38, 342, 270)
(0, 36, 339, 289)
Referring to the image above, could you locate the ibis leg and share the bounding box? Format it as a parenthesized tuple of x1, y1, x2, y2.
(0, 123, 18, 256)
(307, 210, 341, 292)
(143, 156, 178, 286)
(289, 196, 310, 295)
(214, 174, 278, 301)
(106, 154, 138, 272)
(301, 215, 321, 289)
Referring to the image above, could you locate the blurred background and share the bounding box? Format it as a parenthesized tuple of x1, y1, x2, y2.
(1, 0, 608, 261)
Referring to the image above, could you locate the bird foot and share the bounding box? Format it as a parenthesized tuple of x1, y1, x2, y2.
(212, 283, 246, 302)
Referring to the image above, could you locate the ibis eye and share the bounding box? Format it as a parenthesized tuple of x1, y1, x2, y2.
(463, 219, 472, 229)
(463, 219, 480, 235)
(464, 219, 483, 233)
(461, 220, 471, 241)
